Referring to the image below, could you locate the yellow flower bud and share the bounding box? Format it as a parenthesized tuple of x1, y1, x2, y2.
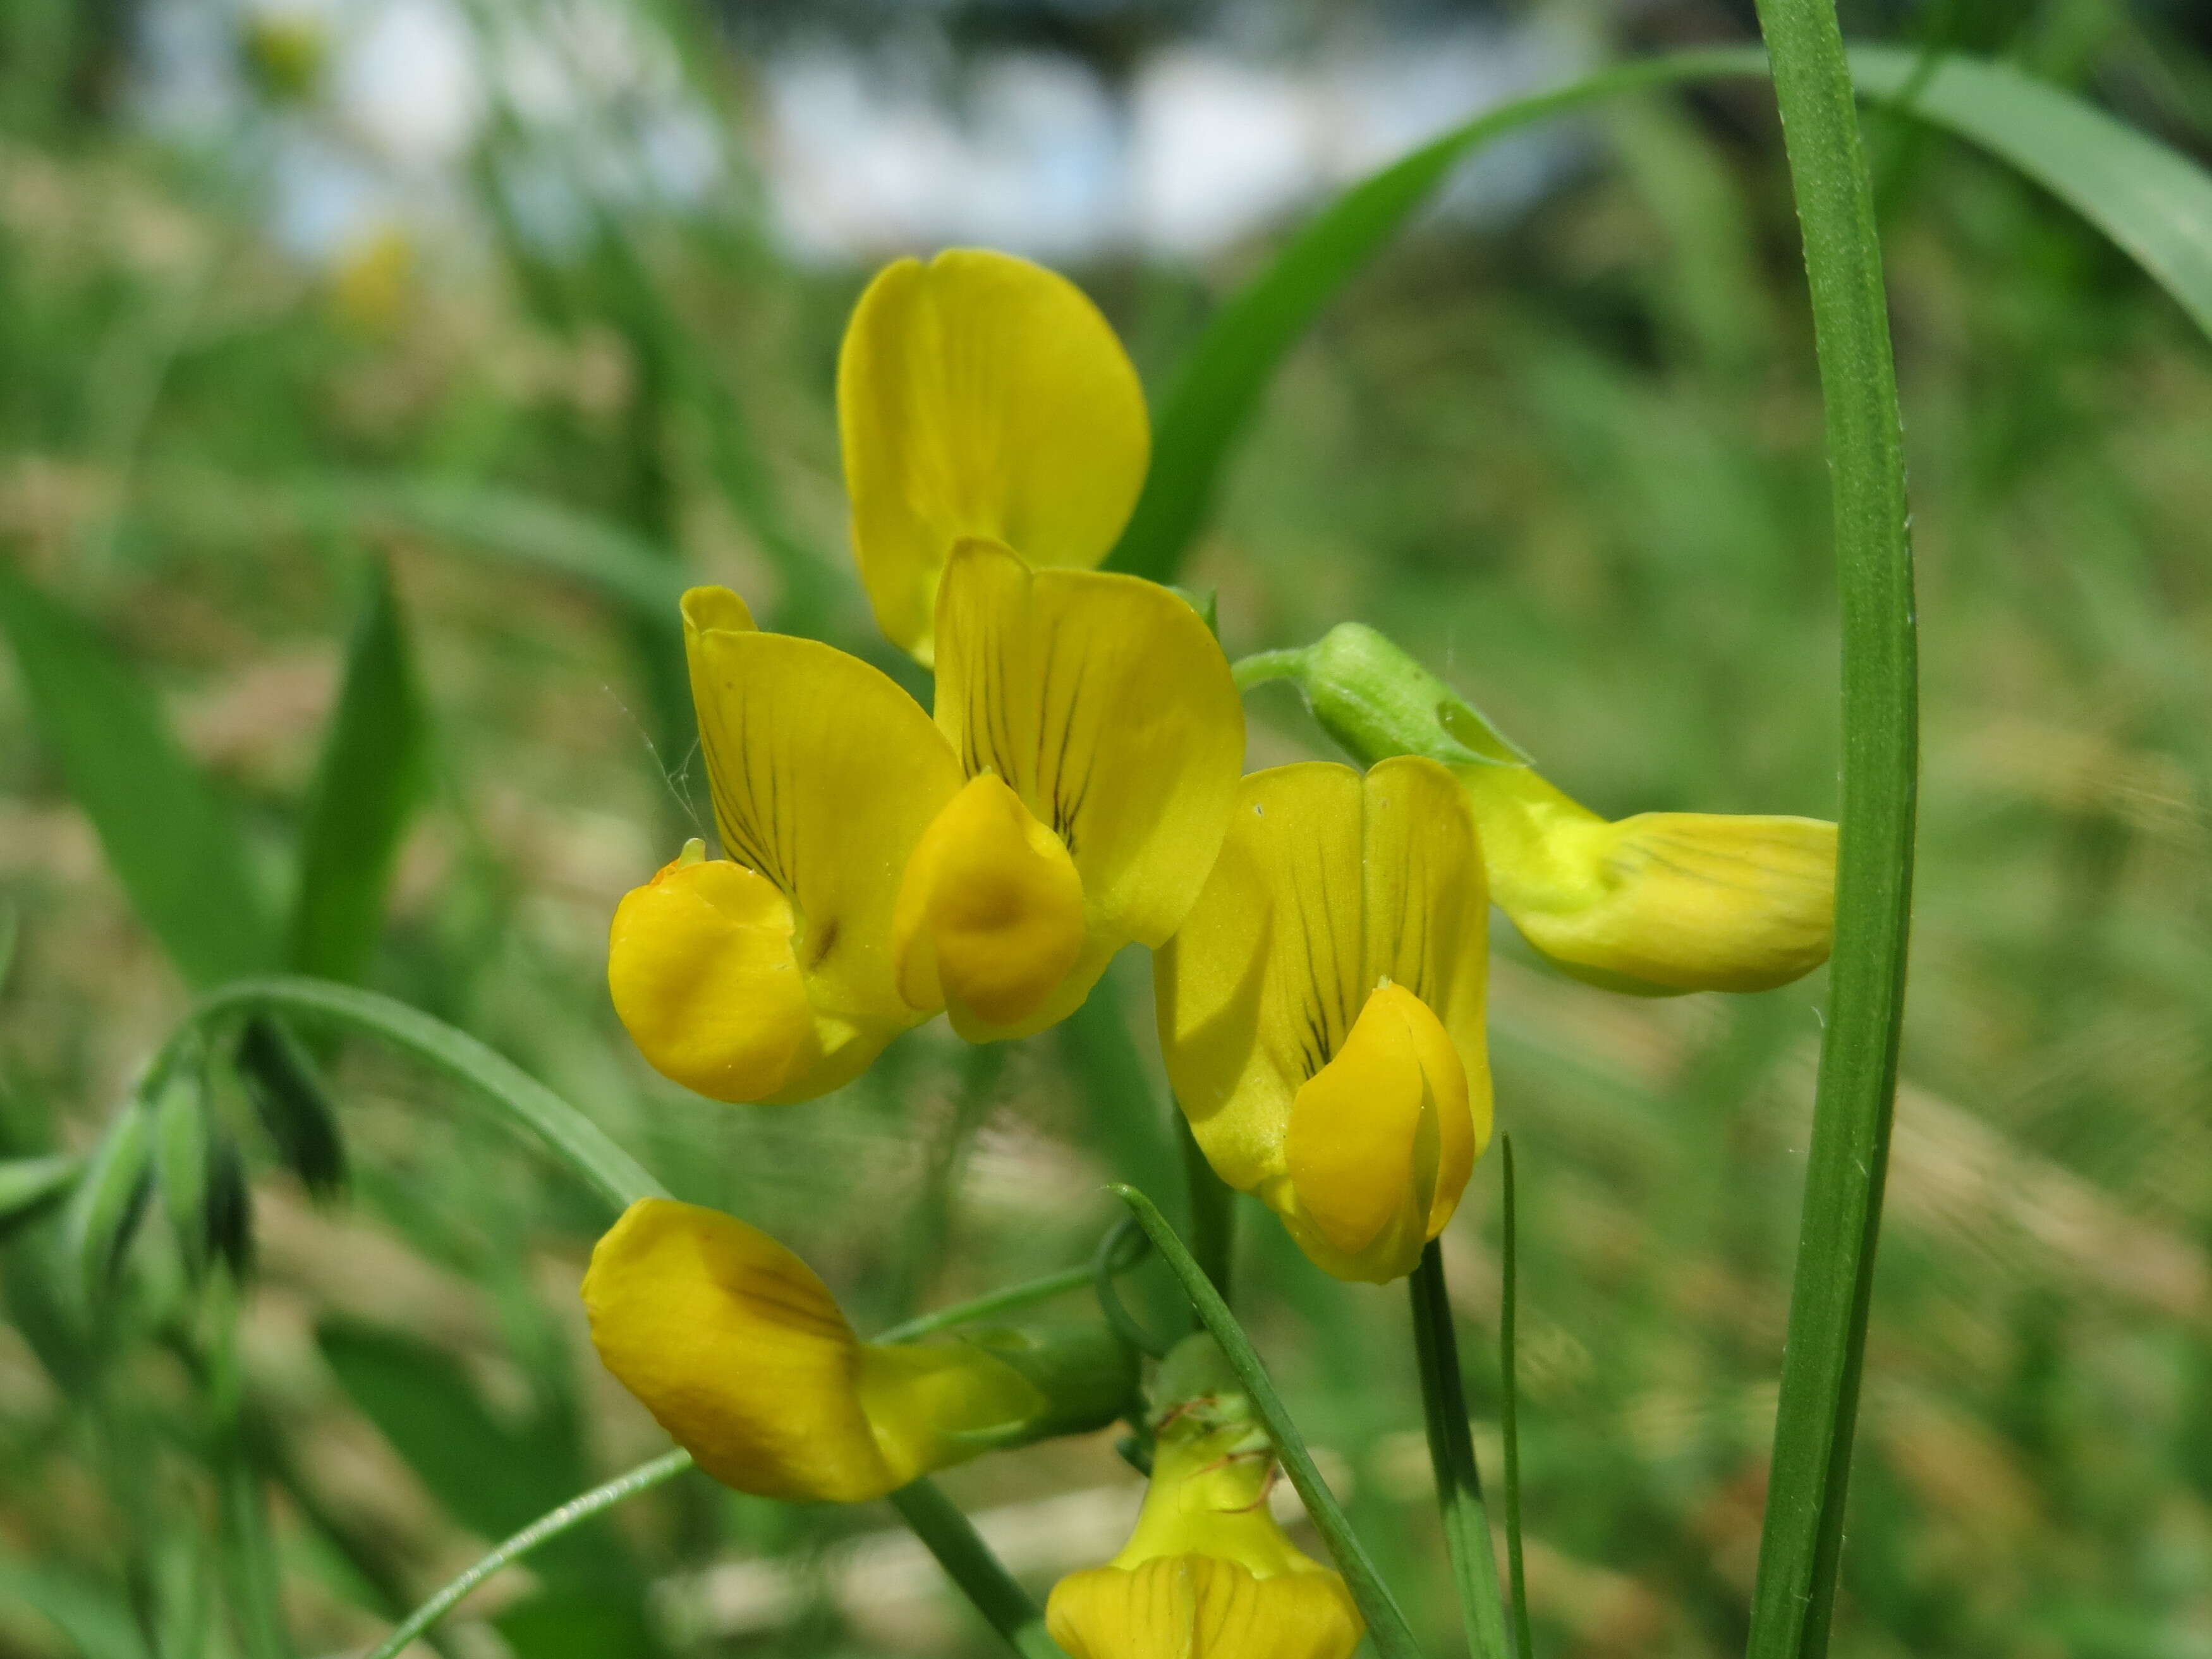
(1048, 1338, 1361, 1659)
(1463, 763, 1837, 995)
(583, 1199, 1132, 1502)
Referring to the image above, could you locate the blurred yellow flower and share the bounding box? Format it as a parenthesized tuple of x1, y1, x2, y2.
(839, 248, 1150, 662)
(329, 226, 415, 336)
(1157, 758, 1492, 1284)
(609, 552, 1242, 1095)
(583, 1198, 1129, 1502)
(1048, 1337, 1361, 1659)
(1461, 762, 1837, 995)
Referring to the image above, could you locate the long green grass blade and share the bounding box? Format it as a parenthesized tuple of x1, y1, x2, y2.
(1409, 1241, 1510, 1659)
(362, 1450, 693, 1659)
(288, 559, 431, 985)
(1112, 1184, 1420, 1659)
(0, 566, 276, 987)
(1743, 6, 1917, 1658)
(1108, 46, 2212, 585)
(1499, 1139, 1533, 1659)
(186, 977, 665, 1214)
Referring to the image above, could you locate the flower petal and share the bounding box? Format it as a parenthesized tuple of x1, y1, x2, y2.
(581, 1198, 895, 1502)
(1048, 1558, 1364, 1659)
(932, 538, 1244, 1034)
(839, 250, 1150, 659)
(681, 588, 964, 1098)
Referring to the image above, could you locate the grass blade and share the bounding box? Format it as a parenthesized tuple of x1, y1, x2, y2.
(887, 1478, 1064, 1659)
(0, 566, 276, 987)
(1111, 1184, 1421, 1659)
(1409, 1241, 1511, 1659)
(186, 977, 665, 1214)
(1743, 6, 1918, 1658)
(362, 1450, 693, 1659)
(288, 559, 430, 985)
(1500, 1138, 1533, 1659)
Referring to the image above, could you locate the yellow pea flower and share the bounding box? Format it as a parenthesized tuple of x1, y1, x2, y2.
(1048, 1336, 1362, 1659)
(608, 588, 964, 1104)
(1156, 757, 1492, 1284)
(894, 538, 1244, 1042)
(1258, 622, 1838, 997)
(583, 1198, 1132, 1502)
(839, 248, 1150, 662)
(610, 553, 1241, 1095)
(1461, 761, 1837, 995)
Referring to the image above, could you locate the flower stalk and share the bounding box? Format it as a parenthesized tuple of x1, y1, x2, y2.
(1409, 1240, 1511, 1659)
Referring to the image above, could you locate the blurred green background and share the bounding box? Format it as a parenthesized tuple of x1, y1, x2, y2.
(5, 0, 2212, 1655)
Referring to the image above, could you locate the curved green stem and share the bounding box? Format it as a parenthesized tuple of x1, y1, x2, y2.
(364, 1450, 694, 1659)
(1743, 4, 1918, 1658)
(1112, 1184, 1421, 1659)
(186, 977, 665, 1213)
(1230, 647, 1310, 691)
(875, 1266, 1098, 1345)
(1410, 1241, 1510, 1659)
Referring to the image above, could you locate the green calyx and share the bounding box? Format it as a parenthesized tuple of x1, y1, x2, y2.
(1234, 623, 1529, 772)
(943, 1322, 1141, 1454)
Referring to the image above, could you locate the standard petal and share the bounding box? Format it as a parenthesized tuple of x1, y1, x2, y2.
(839, 250, 1150, 659)
(581, 1198, 895, 1502)
(933, 538, 1244, 1030)
(683, 588, 964, 1098)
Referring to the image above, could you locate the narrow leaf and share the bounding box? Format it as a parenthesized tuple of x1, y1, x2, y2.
(1409, 1241, 1511, 1659)
(0, 1154, 82, 1232)
(207, 1131, 255, 1278)
(62, 1103, 155, 1303)
(236, 1016, 347, 1198)
(0, 566, 276, 987)
(1500, 1138, 1533, 1659)
(153, 1069, 213, 1276)
(288, 559, 432, 985)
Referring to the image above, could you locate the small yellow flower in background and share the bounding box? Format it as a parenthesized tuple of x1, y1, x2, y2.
(1048, 1335, 1362, 1659)
(609, 588, 963, 1103)
(329, 226, 416, 336)
(583, 1198, 1131, 1502)
(839, 248, 1150, 662)
(1157, 757, 1492, 1284)
(1460, 762, 1837, 996)
(894, 538, 1244, 1042)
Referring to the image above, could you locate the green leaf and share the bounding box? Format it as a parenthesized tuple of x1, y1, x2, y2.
(0, 1557, 152, 1659)
(1408, 1241, 1510, 1659)
(1743, 9, 1917, 1659)
(235, 1016, 347, 1198)
(61, 1103, 154, 1304)
(0, 566, 276, 987)
(0, 1153, 81, 1231)
(152, 1069, 212, 1276)
(288, 559, 431, 985)
(1107, 46, 2212, 583)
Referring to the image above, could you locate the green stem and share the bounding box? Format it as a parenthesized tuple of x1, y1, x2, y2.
(186, 977, 667, 1212)
(1112, 1184, 1421, 1659)
(1409, 1241, 1510, 1659)
(1742, 4, 1919, 1658)
(363, 1450, 694, 1659)
(1230, 647, 1310, 691)
(1500, 1139, 1533, 1659)
(887, 1478, 1063, 1659)
(874, 1266, 1099, 1345)
(1174, 1110, 1236, 1310)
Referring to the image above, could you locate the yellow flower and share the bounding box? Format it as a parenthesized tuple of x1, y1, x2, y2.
(1156, 758, 1492, 1284)
(610, 550, 1241, 1092)
(1461, 762, 1836, 995)
(583, 1198, 1131, 1502)
(608, 588, 964, 1103)
(839, 248, 1150, 662)
(1047, 1338, 1362, 1659)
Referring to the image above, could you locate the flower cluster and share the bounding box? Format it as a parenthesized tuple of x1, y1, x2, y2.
(581, 247, 1838, 1631)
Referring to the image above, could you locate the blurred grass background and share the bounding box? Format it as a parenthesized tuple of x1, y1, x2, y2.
(5, 0, 2212, 1655)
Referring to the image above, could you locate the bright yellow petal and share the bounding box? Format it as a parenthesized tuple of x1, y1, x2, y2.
(581, 1198, 894, 1502)
(839, 250, 1150, 659)
(892, 771, 1088, 1038)
(1462, 761, 1836, 994)
(1048, 1558, 1363, 1659)
(1157, 758, 1490, 1282)
(681, 588, 964, 1099)
(931, 538, 1244, 1036)
(608, 846, 820, 1103)
(856, 1340, 1048, 1486)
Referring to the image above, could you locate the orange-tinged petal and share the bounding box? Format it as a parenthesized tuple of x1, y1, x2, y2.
(839, 250, 1149, 659)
